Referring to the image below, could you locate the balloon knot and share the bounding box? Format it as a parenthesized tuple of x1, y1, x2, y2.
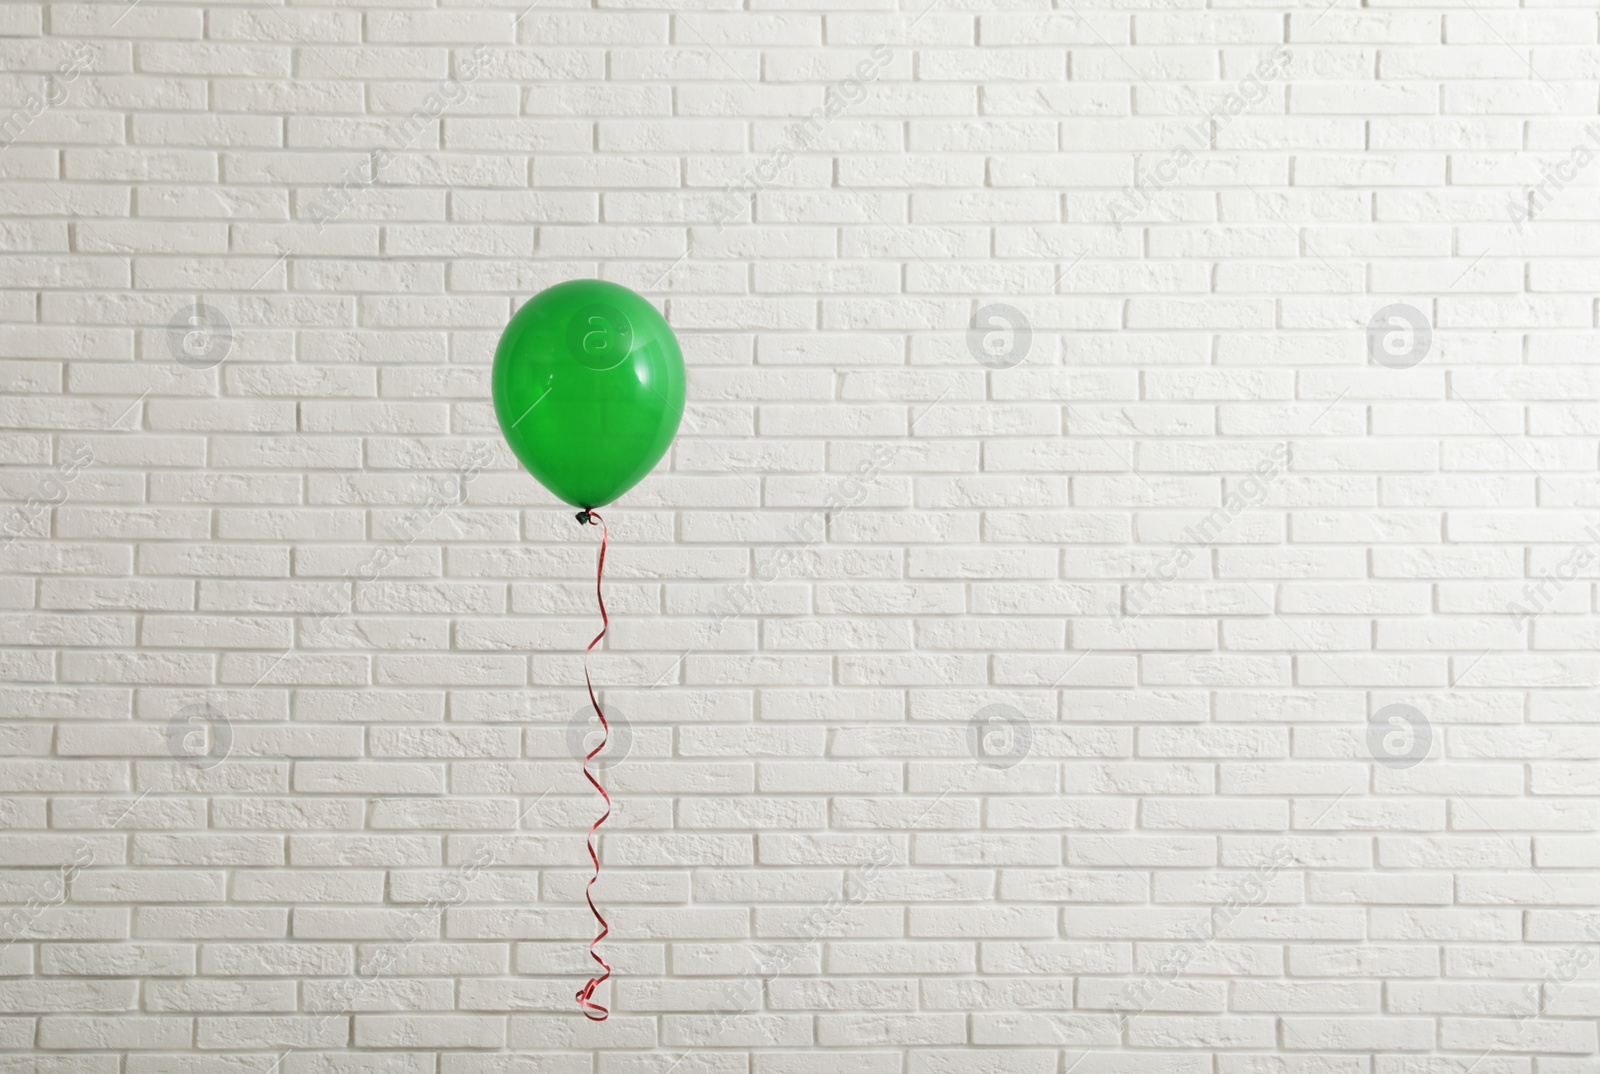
(575, 510, 592, 525)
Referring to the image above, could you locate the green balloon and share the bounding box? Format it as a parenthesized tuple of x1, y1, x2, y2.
(492, 280, 685, 510)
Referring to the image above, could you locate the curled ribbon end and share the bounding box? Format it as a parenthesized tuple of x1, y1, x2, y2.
(576, 982, 609, 1021)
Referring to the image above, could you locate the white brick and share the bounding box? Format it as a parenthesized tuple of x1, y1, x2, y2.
(0, 4, 1595, 1069)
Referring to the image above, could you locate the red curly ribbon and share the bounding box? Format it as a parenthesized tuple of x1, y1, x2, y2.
(575, 510, 612, 1021)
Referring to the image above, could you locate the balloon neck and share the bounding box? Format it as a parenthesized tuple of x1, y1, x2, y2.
(575, 510, 593, 525)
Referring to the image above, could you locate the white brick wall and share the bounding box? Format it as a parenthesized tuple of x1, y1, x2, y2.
(2, 0, 1598, 1068)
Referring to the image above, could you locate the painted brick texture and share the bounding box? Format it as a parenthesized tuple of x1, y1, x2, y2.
(2, 0, 1599, 1070)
